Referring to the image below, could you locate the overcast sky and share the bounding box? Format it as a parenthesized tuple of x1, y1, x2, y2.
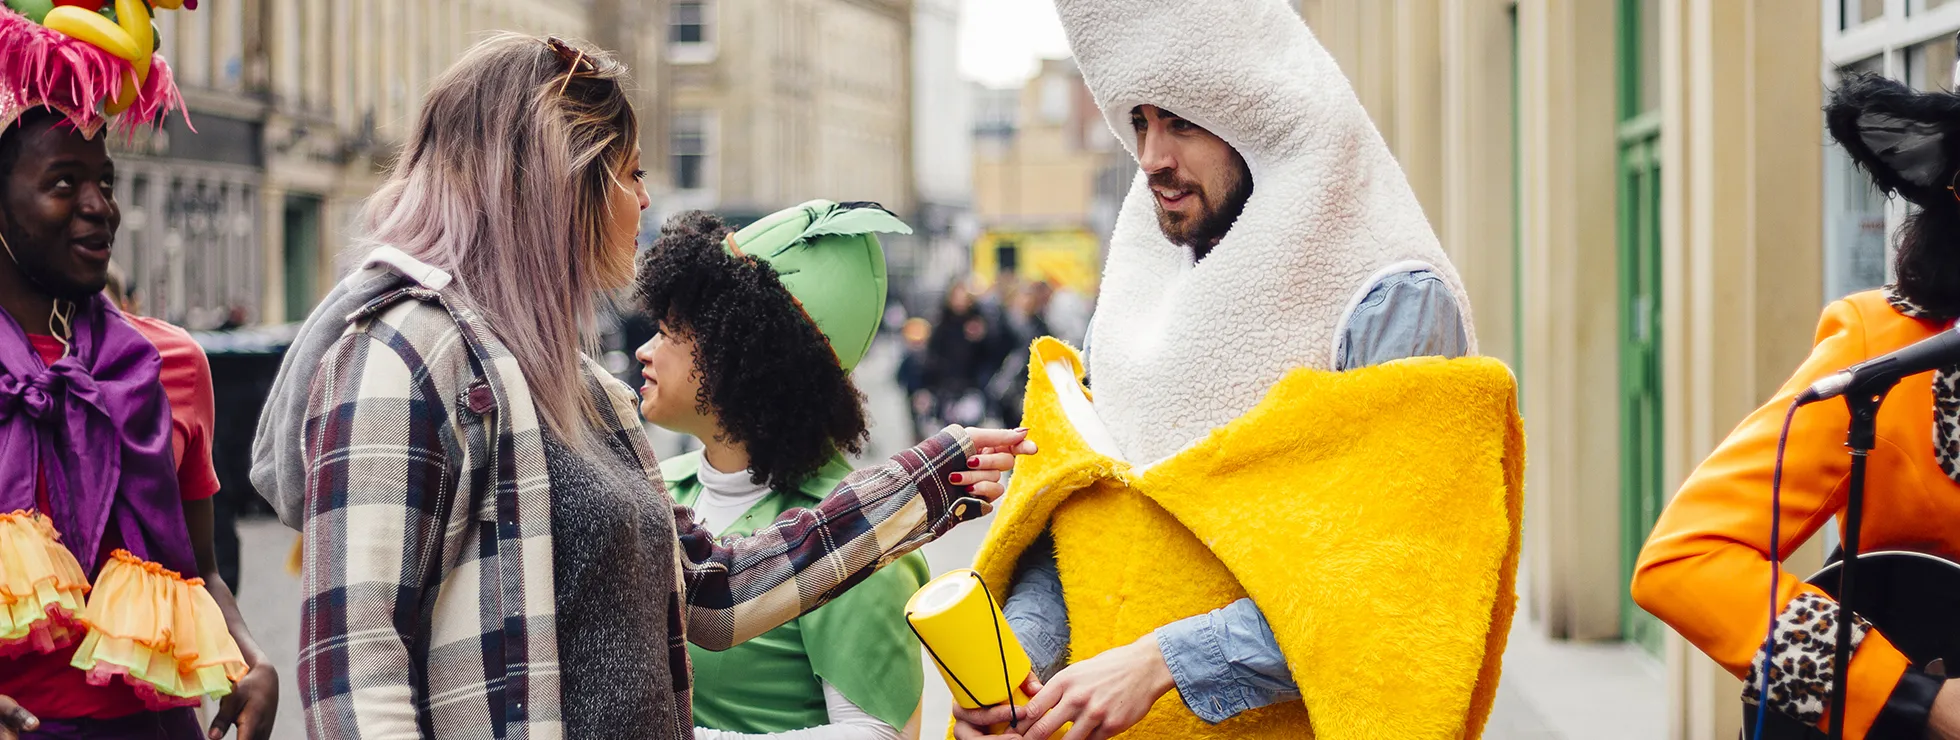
(958, 0, 1072, 88)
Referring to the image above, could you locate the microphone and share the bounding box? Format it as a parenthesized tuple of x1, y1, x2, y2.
(1800, 325, 1960, 405)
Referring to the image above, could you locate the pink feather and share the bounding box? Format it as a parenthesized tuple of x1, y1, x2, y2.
(1, 6, 191, 135)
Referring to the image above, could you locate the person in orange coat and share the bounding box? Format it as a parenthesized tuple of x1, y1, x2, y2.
(1632, 72, 1960, 739)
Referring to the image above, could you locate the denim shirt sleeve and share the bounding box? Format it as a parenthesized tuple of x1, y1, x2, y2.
(1155, 600, 1302, 723)
(1335, 269, 1471, 369)
(1155, 268, 1469, 723)
(1002, 531, 1071, 681)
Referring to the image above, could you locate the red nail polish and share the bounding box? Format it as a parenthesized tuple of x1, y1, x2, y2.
(968, 456, 980, 467)
(951, 473, 965, 484)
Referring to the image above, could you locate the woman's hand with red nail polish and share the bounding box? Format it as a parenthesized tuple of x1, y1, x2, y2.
(951, 427, 1039, 502)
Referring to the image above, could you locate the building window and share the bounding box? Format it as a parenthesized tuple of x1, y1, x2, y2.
(672, 112, 710, 192)
(671, 1, 707, 44)
(1854, 0, 1885, 27)
(667, 1, 716, 64)
(1843, 0, 1885, 30)
(1039, 75, 1071, 124)
(1909, 33, 1958, 89)
(1824, 6, 1960, 302)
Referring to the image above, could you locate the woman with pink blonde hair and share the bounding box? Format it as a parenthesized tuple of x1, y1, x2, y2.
(249, 33, 1032, 740)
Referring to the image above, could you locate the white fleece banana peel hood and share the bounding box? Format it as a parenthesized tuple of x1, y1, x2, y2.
(1063, 0, 1478, 465)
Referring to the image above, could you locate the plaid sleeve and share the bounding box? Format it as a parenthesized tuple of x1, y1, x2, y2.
(297, 325, 457, 740)
(679, 427, 979, 650)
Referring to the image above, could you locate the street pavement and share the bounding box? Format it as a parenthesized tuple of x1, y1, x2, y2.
(230, 337, 1665, 739)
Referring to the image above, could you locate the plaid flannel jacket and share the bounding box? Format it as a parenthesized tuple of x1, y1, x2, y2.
(297, 263, 981, 740)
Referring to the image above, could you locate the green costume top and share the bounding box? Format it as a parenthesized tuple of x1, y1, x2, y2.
(664, 451, 929, 732)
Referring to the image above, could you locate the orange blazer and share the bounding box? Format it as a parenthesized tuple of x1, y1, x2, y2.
(1633, 291, 1960, 739)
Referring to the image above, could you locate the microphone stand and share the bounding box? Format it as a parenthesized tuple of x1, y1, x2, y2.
(1825, 382, 1887, 740)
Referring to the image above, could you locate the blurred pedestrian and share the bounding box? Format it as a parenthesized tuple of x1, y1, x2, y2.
(216, 304, 248, 331)
(925, 279, 992, 426)
(102, 261, 139, 315)
(897, 316, 935, 440)
(975, 276, 1019, 418)
(988, 280, 1055, 428)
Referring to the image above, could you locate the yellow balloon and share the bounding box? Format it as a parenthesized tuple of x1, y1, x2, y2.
(103, 75, 138, 115)
(101, 0, 151, 116)
(116, 0, 153, 58)
(43, 7, 141, 62)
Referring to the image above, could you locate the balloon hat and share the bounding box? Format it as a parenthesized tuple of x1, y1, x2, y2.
(1, 0, 195, 138)
(724, 200, 910, 372)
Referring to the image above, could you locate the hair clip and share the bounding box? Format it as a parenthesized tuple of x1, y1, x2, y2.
(544, 36, 594, 95)
(724, 233, 759, 265)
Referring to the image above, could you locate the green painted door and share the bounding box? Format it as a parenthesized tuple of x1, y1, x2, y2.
(282, 194, 323, 323)
(1617, 0, 1665, 656)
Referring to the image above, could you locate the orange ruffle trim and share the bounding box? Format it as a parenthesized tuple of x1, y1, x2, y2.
(68, 550, 250, 709)
(0, 511, 91, 659)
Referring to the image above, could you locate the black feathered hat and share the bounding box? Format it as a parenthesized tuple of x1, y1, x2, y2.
(1827, 69, 1960, 210)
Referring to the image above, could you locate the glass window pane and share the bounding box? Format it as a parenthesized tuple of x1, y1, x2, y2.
(671, 112, 707, 190)
(1826, 56, 1891, 301)
(670, 1, 705, 44)
(1863, 0, 1886, 23)
(1928, 0, 1959, 12)
(1911, 34, 1959, 90)
(1827, 147, 1889, 300)
(674, 157, 702, 190)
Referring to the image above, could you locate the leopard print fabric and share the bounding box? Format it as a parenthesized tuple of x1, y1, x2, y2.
(1741, 592, 1874, 724)
(1881, 286, 1960, 483)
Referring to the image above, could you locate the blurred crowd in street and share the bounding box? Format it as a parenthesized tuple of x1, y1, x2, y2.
(893, 274, 1095, 436)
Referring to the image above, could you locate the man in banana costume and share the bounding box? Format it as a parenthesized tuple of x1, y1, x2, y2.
(950, 0, 1525, 738)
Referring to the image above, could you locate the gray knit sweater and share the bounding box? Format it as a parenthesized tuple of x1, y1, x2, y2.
(543, 429, 688, 739)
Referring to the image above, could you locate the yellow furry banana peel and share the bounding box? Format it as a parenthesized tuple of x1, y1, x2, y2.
(43, 6, 141, 62)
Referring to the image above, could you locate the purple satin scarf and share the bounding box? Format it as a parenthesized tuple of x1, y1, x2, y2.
(0, 295, 196, 577)
(23, 708, 201, 740)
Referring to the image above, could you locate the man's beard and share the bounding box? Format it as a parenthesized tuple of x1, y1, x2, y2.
(1151, 166, 1254, 262)
(1, 219, 104, 301)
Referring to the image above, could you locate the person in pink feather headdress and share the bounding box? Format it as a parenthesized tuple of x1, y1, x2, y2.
(0, 2, 278, 740)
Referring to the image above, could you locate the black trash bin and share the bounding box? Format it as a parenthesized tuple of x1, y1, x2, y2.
(190, 325, 298, 595)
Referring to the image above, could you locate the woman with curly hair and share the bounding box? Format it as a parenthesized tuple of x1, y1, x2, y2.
(636, 202, 947, 739)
